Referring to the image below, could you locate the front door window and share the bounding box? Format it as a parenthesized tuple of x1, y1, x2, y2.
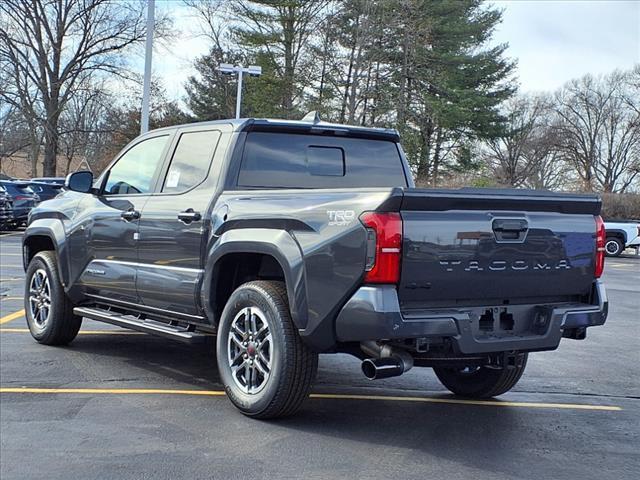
(104, 135, 169, 195)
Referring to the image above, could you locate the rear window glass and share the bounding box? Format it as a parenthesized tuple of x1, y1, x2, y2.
(2, 183, 33, 195)
(237, 132, 407, 188)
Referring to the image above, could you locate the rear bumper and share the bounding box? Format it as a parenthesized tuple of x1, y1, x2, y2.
(335, 281, 608, 354)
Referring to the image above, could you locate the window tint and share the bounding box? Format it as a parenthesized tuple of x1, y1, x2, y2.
(162, 130, 220, 193)
(104, 135, 169, 195)
(238, 132, 407, 188)
(307, 146, 344, 176)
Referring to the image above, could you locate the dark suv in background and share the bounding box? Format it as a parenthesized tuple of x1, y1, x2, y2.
(28, 181, 62, 202)
(0, 184, 14, 230)
(0, 180, 40, 228)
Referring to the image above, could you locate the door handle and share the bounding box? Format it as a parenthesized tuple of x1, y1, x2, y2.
(492, 219, 528, 242)
(178, 208, 201, 224)
(120, 209, 140, 222)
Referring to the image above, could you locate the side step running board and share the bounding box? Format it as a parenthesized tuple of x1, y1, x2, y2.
(73, 307, 208, 344)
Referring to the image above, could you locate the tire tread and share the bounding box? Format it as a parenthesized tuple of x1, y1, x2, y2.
(25, 251, 81, 345)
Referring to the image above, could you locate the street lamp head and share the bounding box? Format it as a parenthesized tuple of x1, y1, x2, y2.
(247, 65, 262, 77)
(218, 63, 236, 74)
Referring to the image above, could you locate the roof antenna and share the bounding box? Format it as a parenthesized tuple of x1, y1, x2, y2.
(301, 111, 321, 124)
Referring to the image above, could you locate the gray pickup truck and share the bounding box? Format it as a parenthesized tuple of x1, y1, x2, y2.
(22, 117, 608, 418)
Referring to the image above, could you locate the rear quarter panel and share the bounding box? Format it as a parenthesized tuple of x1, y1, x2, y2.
(211, 188, 396, 348)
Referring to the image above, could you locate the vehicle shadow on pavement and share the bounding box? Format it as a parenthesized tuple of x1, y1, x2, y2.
(65, 334, 220, 387)
(276, 398, 626, 480)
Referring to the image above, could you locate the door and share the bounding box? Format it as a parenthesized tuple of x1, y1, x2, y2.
(136, 129, 222, 315)
(78, 134, 172, 305)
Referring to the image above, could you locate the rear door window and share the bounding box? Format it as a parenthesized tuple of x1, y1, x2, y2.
(161, 130, 221, 193)
(237, 132, 407, 188)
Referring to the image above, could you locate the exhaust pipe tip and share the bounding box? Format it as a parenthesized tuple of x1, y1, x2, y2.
(361, 357, 405, 380)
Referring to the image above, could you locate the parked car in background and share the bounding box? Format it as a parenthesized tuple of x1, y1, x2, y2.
(28, 181, 63, 202)
(0, 180, 40, 228)
(603, 220, 640, 256)
(31, 177, 65, 186)
(0, 185, 14, 230)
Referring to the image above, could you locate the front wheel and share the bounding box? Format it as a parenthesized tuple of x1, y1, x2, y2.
(24, 251, 82, 345)
(434, 353, 528, 398)
(216, 281, 318, 419)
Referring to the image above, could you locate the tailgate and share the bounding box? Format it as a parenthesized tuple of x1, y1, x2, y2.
(398, 188, 601, 310)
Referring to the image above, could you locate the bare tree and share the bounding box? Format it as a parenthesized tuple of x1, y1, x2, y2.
(554, 71, 640, 192)
(0, 0, 149, 176)
(58, 82, 113, 174)
(484, 95, 551, 187)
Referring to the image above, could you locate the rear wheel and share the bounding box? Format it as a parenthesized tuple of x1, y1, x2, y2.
(216, 280, 318, 419)
(605, 237, 624, 257)
(434, 353, 528, 398)
(24, 251, 82, 345)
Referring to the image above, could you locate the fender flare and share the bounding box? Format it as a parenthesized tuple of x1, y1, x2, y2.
(201, 228, 308, 329)
(22, 219, 69, 288)
(605, 229, 627, 245)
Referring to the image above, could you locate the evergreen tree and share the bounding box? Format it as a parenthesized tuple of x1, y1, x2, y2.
(230, 0, 329, 118)
(391, 0, 516, 185)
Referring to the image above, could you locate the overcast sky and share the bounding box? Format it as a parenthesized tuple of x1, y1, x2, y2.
(491, 0, 639, 92)
(152, 0, 640, 104)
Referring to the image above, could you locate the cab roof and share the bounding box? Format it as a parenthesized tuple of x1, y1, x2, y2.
(151, 117, 400, 142)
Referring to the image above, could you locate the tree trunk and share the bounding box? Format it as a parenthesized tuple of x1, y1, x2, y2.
(43, 110, 60, 177)
(282, 6, 296, 117)
(416, 121, 433, 185)
(340, 34, 357, 124)
(28, 132, 40, 177)
(432, 127, 443, 187)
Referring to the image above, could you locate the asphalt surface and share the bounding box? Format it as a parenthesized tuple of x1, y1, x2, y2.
(1, 229, 638, 480)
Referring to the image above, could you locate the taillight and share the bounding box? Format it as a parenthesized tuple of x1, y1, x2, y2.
(359, 212, 402, 284)
(594, 215, 605, 278)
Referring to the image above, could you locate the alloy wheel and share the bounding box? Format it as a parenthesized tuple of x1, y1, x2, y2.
(28, 268, 51, 331)
(227, 306, 273, 394)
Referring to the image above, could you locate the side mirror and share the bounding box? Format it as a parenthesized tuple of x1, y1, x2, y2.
(65, 171, 94, 193)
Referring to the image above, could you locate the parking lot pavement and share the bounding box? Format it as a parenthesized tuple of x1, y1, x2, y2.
(1, 232, 639, 480)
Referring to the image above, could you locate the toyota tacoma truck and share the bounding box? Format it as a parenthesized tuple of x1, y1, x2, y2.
(22, 117, 608, 418)
(603, 220, 640, 256)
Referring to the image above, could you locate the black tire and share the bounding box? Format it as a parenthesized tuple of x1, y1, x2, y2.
(24, 251, 82, 345)
(216, 280, 318, 419)
(434, 353, 528, 398)
(605, 237, 624, 257)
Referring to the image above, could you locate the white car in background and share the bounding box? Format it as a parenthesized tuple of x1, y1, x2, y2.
(603, 221, 640, 256)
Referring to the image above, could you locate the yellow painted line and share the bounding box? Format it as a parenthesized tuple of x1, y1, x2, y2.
(0, 253, 22, 256)
(0, 265, 23, 268)
(0, 387, 621, 411)
(309, 393, 622, 411)
(0, 296, 23, 301)
(0, 309, 24, 325)
(0, 328, 142, 335)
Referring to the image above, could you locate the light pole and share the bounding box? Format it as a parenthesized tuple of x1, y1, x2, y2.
(218, 64, 262, 119)
(140, 0, 155, 134)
